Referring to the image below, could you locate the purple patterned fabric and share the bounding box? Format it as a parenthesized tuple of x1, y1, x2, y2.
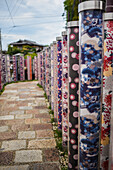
(57, 38, 62, 130)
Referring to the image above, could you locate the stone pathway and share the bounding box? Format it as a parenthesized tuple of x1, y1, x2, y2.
(0, 81, 60, 170)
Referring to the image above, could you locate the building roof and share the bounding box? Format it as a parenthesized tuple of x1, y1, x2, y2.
(9, 39, 44, 47)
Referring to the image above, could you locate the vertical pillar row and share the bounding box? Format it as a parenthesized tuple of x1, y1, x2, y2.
(56, 36, 62, 130)
(62, 31, 68, 148)
(100, 13, 113, 170)
(78, 1, 104, 169)
(67, 21, 79, 169)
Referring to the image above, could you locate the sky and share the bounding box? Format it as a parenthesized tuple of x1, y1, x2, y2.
(0, 0, 66, 50)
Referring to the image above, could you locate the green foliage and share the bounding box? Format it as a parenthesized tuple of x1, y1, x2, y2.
(55, 129, 62, 138)
(64, 0, 79, 21)
(37, 83, 43, 88)
(7, 45, 21, 55)
(48, 105, 51, 109)
(49, 110, 54, 115)
(7, 45, 37, 59)
(44, 92, 47, 99)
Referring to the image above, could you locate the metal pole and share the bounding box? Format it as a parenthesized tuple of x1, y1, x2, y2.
(67, 21, 79, 169)
(78, 1, 104, 169)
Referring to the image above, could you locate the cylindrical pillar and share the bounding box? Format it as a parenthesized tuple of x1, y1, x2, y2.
(6, 55, 11, 82)
(13, 55, 17, 82)
(53, 41, 58, 121)
(40, 51, 43, 87)
(100, 13, 113, 170)
(106, 0, 113, 12)
(78, 1, 104, 169)
(34, 56, 38, 80)
(67, 21, 79, 169)
(48, 47, 51, 105)
(56, 36, 62, 130)
(38, 52, 41, 85)
(43, 50, 46, 91)
(0, 56, 1, 90)
(20, 55, 24, 81)
(62, 31, 68, 148)
(50, 43, 54, 111)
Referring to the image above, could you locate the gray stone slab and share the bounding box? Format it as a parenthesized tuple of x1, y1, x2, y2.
(0, 126, 9, 132)
(14, 150, 42, 163)
(1, 140, 26, 151)
(0, 165, 29, 170)
(18, 131, 35, 139)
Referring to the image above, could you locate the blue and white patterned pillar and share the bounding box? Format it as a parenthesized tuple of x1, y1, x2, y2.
(78, 1, 104, 169)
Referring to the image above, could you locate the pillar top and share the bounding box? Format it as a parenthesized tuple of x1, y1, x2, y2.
(78, 1, 104, 13)
(56, 36, 62, 41)
(50, 43, 53, 46)
(67, 21, 79, 28)
(62, 31, 67, 36)
(53, 41, 56, 44)
(104, 12, 113, 20)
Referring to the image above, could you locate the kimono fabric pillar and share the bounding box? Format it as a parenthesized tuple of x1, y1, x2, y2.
(38, 52, 41, 85)
(6, 55, 10, 82)
(56, 37, 62, 130)
(20, 56, 24, 81)
(45, 48, 50, 100)
(27, 56, 32, 80)
(53, 41, 58, 122)
(42, 51, 45, 88)
(43, 50, 46, 91)
(48, 47, 51, 105)
(50, 43, 54, 111)
(62, 31, 68, 148)
(45, 48, 48, 95)
(67, 21, 79, 169)
(40, 52, 43, 87)
(34, 56, 38, 80)
(30, 56, 32, 80)
(78, 1, 104, 169)
(13, 56, 17, 82)
(0, 56, 1, 90)
(100, 13, 113, 170)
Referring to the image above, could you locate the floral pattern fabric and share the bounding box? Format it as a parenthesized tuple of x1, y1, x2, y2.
(53, 42, 58, 121)
(68, 25, 79, 170)
(62, 34, 68, 147)
(100, 20, 113, 170)
(57, 39, 62, 130)
(79, 10, 103, 169)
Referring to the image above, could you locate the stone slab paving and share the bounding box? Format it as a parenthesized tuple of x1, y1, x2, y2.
(0, 82, 60, 170)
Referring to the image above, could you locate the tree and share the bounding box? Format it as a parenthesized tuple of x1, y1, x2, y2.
(64, 0, 79, 21)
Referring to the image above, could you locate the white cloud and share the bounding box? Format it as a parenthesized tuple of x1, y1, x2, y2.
(0, 0, 66, 50)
